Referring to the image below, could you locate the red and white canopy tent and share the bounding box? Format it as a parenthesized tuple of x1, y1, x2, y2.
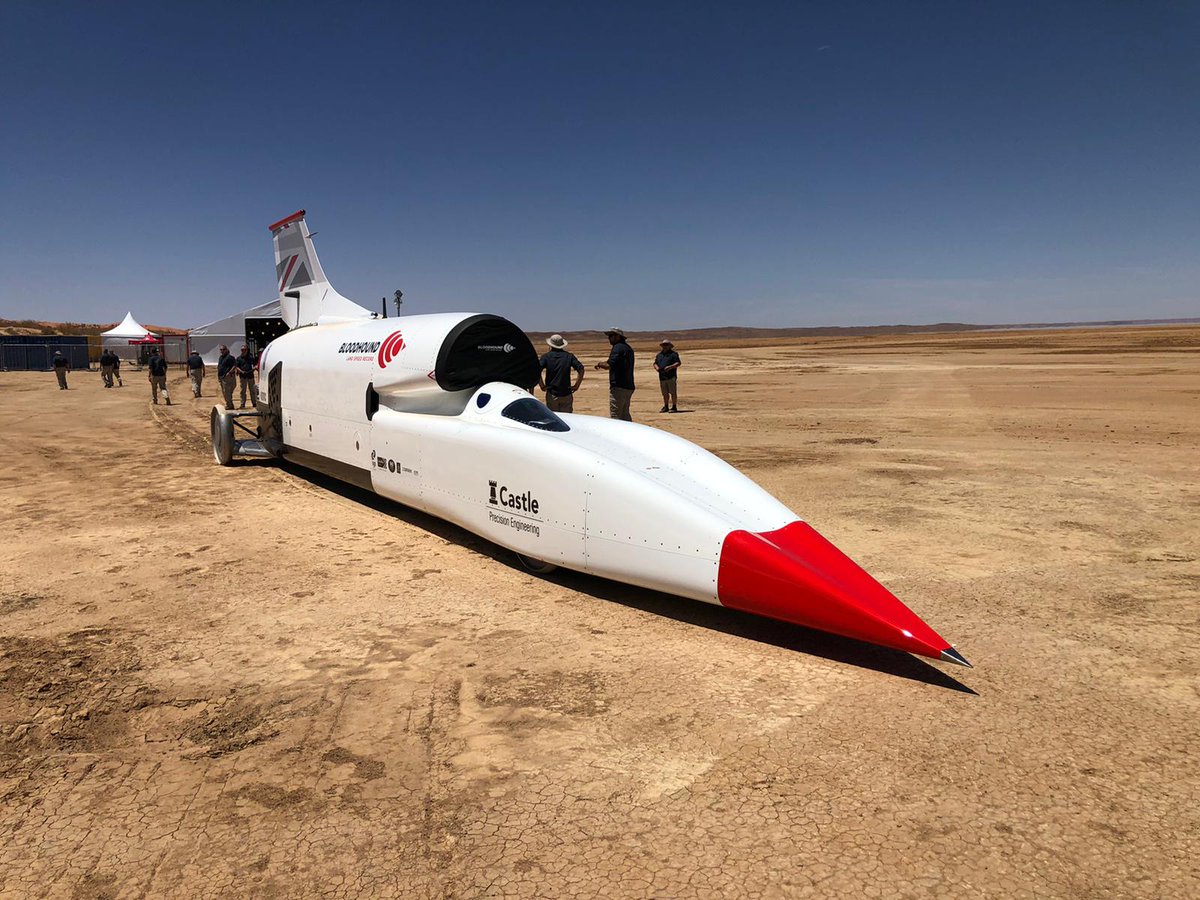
(100, 312, 159, 362)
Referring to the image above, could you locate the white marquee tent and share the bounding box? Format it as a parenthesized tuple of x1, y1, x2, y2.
(100, 312, 158, 362)
(188, 300, 284, 365)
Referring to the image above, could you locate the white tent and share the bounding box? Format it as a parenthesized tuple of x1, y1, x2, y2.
(100, 312, 158, 362)
(188, 300, 283, 365)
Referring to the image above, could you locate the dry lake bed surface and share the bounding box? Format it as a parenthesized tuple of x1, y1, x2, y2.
(1, 325, 1197, 898)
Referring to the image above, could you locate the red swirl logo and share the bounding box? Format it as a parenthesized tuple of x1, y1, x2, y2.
(377, 330, 406, 368)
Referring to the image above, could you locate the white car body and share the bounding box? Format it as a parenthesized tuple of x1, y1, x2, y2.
(215, 211, 969, 667)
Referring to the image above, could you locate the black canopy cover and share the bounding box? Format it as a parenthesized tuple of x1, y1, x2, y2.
(435, 314, 540, 393)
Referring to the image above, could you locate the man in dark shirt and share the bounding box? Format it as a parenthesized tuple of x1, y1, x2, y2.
(594, 327, 635, 421)
(52, 351, 70, 390)
(147, 347, 171, 405)
(653, 339, 681, 413)
(186, 350, 205, 398)
(112, 352, 122, 387)
(538, 334, 585, 413)
(216, 345, 237, 407)
(99, 349, 115, 388)
(235, 345, 257, 409)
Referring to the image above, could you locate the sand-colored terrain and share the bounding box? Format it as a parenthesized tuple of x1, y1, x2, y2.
(1, 326, 1197, 898)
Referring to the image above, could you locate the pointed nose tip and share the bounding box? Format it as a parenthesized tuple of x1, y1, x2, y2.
(717, 522, 962, 663)
(940, 647, 972, 667)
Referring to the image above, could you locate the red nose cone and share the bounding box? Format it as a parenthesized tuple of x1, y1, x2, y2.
(717, 522, 955, 662)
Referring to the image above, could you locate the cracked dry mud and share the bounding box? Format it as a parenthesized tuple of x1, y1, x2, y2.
(1, 326, 1198, 898)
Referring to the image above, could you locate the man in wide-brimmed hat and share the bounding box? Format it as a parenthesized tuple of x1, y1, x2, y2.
(594, 327, 635, 421)
(52, 350, 70, 390)
(538, 334, 584, 413)
(653, 338, 681, 413)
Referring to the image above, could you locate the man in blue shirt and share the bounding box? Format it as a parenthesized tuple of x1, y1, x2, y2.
(595, 327, 635, 421)
(147, 347, 171, 405)
(99, 349, 116, 388)
(216, 345, 237, 407)
(186, 350, 205, 398)
(52, 351, 70, 390)
(538, 334, 585, 413)
(235, 345, 257, 409)
(653, 339, 681, 413)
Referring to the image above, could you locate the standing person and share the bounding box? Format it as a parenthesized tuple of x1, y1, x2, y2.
(112, 352, 123, 387)
(147, 347, 171, 405)
(538, 334, 584, 413)
(594, 327, 635, 421)
(52, 350, 70, 390)
(235, 345, 257, 409)
(653, 339, 681, 413)
(186, 349, 205, 398)
(99, 349, 115, 388)
(216, 345, 236, 407)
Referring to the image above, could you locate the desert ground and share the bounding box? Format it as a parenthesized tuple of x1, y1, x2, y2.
(1, 325, 1197, 898)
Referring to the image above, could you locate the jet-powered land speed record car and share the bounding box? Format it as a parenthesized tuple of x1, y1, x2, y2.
(210, 210, 970, 668)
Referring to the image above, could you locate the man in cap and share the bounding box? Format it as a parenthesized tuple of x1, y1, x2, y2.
(216, 344, 237, 407)
(538, 334, 584, 413)
(653, 339, 681, 413)
(235, 344, 257, 408)
(52, 350, 70, 389)
(147, 346, 171, 405)
(594, 327, 635, 421)
(186, 348, 205, 398)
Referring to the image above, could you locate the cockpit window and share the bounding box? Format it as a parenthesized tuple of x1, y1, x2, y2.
(501, 398, 570, 432)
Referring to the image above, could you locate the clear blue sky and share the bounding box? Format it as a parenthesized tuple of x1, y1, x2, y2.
(2, 1, 1197, 330)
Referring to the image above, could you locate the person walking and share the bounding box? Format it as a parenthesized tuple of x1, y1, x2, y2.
(186, 350, 205, 398)
(594, 327, 635, 421)
(653, 339, 681, 413)
(235, 345, 257, 409)
(216, 345, 236, 407)
(52, 350, 70, 390)
(99, 349, 115, 388)
(538, 334, 584, 413)
(147, 347, 171, 405)
(112, 353, 123, 387)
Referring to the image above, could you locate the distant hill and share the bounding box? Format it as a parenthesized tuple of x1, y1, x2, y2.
(0, 319, 187, 337)
(3, 315, 1196, 341)
(526, 317, 1200, 344)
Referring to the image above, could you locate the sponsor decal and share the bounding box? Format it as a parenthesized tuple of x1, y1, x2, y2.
(477, 343, 516, 353)
(375, 454, 418, 476)
(378, 330, 406, 367)
(338, 339, 381, 363)
(488, 509, 541, 538)
(487, 480, 539, 515)
(487, 478, 542, 537)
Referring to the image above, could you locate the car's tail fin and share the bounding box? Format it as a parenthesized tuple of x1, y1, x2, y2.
(268, 210, 372, 328)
